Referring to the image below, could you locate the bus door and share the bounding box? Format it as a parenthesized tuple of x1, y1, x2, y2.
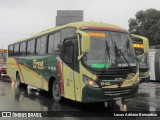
(61, 37, 78, 100)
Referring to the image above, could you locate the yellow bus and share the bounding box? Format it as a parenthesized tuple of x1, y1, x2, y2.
(132, 35, 150, 83)
(7, 22, 148, 103)
(0, 49, 7, 77)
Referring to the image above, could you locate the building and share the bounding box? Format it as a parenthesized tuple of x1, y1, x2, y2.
(56, 10, 83, 26)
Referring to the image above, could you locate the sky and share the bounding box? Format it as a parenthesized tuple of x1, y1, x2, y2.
(0, 0, 160, 49)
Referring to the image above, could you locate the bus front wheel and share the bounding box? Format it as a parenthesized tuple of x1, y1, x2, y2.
(15, 74, 21, 88)
(52, 80, 61, 102)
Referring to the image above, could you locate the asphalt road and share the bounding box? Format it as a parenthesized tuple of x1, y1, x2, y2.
(0, 79, 160, 120)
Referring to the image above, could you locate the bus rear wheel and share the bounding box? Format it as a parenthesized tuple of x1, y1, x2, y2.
(52, 80, 61, 102)
(15, 74, 21, 88)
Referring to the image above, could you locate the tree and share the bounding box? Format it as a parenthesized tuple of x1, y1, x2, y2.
(128, 8, 160, 46)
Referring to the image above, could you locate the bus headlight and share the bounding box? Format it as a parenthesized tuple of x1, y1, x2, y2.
(133, 77, 140, 85)
(83, 75, 99, 88)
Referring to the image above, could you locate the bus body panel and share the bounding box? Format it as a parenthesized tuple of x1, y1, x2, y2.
(7, 55, 62, 91)
(62, 63, 75, 100)
(74, 71, 81, 101)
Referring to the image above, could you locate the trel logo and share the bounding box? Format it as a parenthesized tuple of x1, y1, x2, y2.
(33, 59, 44, 69)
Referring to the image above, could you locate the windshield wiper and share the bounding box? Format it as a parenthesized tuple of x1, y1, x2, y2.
(105, 38, 110, 59)
(114, 41, 132, 71)
(101, 38, 110, 73)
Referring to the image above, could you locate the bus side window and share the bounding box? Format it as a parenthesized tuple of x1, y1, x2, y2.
(48, 32, 61, 54)
(36, 36, 47, 55)
(20, 42, 26, 56)
(20, 42, 23, 55)
(61, 28, 76, 44)
(40, 36, 47, 54)
(62, 40, 74, 64)
(48, 34, 54, 54)
(54, 32, 61, 53)
(8, 45, 14, 56)
(36, 38, 41, 54)
(27, 41, 31, 55)
(14, 43, 20, 56)
(27, 40, 35, 55)
(30, 39, 35, 55)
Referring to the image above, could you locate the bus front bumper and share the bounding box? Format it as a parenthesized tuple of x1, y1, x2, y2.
(82, 82, 139, 103)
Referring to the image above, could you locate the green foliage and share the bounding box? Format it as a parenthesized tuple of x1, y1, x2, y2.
(129, 8, 160, 46)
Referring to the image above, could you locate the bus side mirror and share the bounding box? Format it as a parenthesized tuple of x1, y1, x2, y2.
(131, 34, 149, 59)
(76, 30, 90, 60)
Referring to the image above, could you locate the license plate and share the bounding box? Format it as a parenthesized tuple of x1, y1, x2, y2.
(113, 97, 122, 101)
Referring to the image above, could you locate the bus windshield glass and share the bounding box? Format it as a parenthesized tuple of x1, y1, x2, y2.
(82, 30, 136, 71)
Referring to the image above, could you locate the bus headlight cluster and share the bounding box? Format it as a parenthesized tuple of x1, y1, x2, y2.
(83, 75, 99, 88)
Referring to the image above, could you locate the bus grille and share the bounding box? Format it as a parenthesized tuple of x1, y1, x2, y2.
(103, 89, 132, 96)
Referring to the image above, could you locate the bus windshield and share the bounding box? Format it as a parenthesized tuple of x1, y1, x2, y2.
(82, 30, 136, 71)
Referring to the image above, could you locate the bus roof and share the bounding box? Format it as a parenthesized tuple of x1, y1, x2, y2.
(9, 21, 127, 45)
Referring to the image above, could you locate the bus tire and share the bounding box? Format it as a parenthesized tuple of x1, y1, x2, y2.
(52, 80, 61, 102)
(15, 73, 21, 88)
(155, 51, 160, 81)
